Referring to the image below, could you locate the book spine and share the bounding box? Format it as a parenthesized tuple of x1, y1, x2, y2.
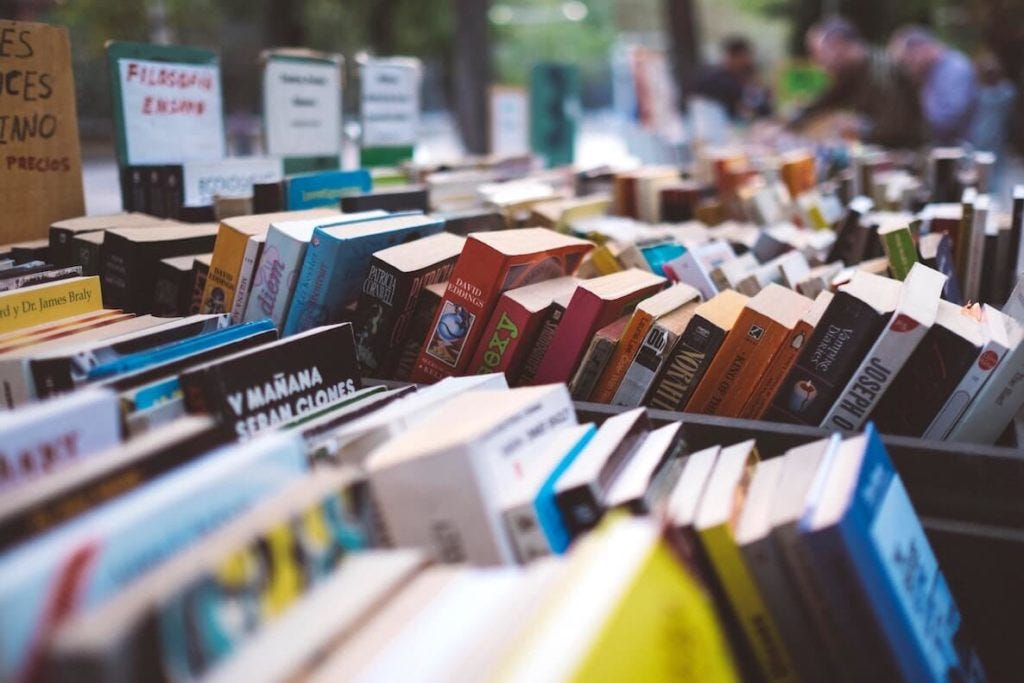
(880, 227, 918, 281)
(503, 501, 553, 563)
(248, 234, 306, 330)
(283, 231, 334, 336)
(590, 311, 654, 404)
(0, 359, 36, 409)
(569, 333, 617, 400)
(0, 266, 82, 292)
(554, 482, 605, 541)
(646, 314, 727, 412)
(391, 289, 444, 382)
(27, 357, 75, 399)
(201, 227, 250, 315)
(229, 238, 264, 323)
(74, 237, 102, 277)
(531, 291, 605, 385)
(946, 341, 1024, 444)
(188, 260, 210, 315)
(611, 323, 679, 407)
(151, 267, 186, 317)
(963, 202, 988, 304)
(101, 235, 134, 311)
(380, 260, 457, 377)
(466, 300, 533, 378)
(353, 261, 408, 377)
(740, 320, 812, 420)
(922, 337, 1007, 439)
(515, 301, 566, 386)
(0, 277, 103, 335)
(163, 165, 184, 220)
(145, 166, 166, 218)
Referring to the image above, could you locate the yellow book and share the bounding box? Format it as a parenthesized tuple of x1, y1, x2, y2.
(0, 276, 102, 334)
(589, 244, 623, 276)
(695, 440, 799, 683)
(495, 516, 738, 683)
(590, 283, 700, 404)
(200, 208, 337, 314)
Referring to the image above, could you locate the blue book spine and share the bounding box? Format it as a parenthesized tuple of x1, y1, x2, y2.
(86, 319, 277, 380)
(641, 243, 686, 277)
(285, 170, 372, 210)
(533, 424, 596, 554)
(837, 424, 981, 682)
(282, 227, 343, 336)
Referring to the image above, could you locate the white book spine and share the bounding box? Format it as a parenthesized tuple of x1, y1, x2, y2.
(820, 313, 929, 431)
(243, 230, 307, 329)
(230, 237, 264, 323)
(664, 251, 717, 300)
(611, 325, 677, 408)
(0, 358, 37, 409)
(964, 198, 989, 304)
(503, 501, 552, 563)
(923, 337, 1008, 439)
(947, 341, 1024, 443)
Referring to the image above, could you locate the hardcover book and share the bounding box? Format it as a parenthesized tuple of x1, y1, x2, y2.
(228, 233, 266, 323)
(285, 213, 446, 336)
(181, 322, 362, 439)
(515, 289, 573, 386)
(764, 272, 901, 426)
(646, 289, 748, 412)
(411, 228, 592, 382)
(353, 232, 465, 377)
(49, 213, 167, 267)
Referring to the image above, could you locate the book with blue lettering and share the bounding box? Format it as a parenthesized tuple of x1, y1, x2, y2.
(283, 213, 444, 336)
(180, 322, 362, 439)
(0, 430, 306, 683)
(285, 169, 373, 210)
(799, 424, 986, 683)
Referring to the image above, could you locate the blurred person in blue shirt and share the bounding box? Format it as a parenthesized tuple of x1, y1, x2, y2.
(888, 26, 978, 146)
(968, 52, 1017, 191)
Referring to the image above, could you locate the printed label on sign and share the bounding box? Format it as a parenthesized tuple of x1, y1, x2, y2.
(263, 59, 342, 157)
(360, 59, 421, 148)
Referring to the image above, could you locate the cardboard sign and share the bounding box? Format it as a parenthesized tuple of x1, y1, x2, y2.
(360, 57, 421, 148)
(107, 42, 225, 167)
(263, 52, 342, 158)
(489, 85, 529, 157)
(0, 20, 85, 242)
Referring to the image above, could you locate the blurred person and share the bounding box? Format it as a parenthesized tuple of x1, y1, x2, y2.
(968, 52, 1017, 190)
(692, 35, 773, 122)
(888, 26, 978, 146)
(790, 17, 924, 148)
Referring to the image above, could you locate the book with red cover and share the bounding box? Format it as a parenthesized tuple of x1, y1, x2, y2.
(466, 276, 579, 381)
(411, 228, 592, 382)
(531, 268, 667, 385)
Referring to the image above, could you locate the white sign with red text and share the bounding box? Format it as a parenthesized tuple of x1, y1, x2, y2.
(117, 58, 225, 165)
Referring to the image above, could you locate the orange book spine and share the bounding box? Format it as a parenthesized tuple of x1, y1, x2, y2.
(589, 310, 654, 403)
(738, 319, 813, 420)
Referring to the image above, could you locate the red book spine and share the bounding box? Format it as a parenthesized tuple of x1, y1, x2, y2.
(532, 288, 604, 384)
(466, 298, 542, 380)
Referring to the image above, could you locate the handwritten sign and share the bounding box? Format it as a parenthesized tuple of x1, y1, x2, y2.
(0, 20, 84, 242)
(489, 86, 529, 156)
(109, 44, 225, 166)
(263, 55, 342, 158)
(360, 57, 421, 148)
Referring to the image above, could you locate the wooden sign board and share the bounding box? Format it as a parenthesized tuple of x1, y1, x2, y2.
(0, 20, 85, 243)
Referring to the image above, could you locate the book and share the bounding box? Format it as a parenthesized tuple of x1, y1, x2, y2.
(686, 284, 814, 418)
(590, 283, 701, 404)
(0, 265, 83, 293)
(646, 289, 748, 412)
(199, 209, 337, 317)
(962, 194, 990, 304)
(878, 219, 918, 280)
(367, 384, 577, 564)
(285, 169, 373, 209)
(0, 389, 120, 494)
(227, 233, 266, 323)
(554, 408, 649, 540)
(603, 422, 683, 511)
(391, 280, 446, 381)
(871, 301, 984, 437)
(0, 415, 221, 550)
(694, 439, 798, 682)
(826, 195, 873, 264)
(532, 269, 666, 385)
(285, 213, 446, 336)
(568, 314, 629, 401)
(353, 232, 465, 377)
(0, 310, 129, 353)
(0, 430, 308, 683)
(740, 289, 832, 420)
(515, 289, 572, 387)
(151, 253, 209, 317)
(822, 263, 947, 431)
(466, 275, 578, 382)
(954, 187, 977, 282)
(187, 254, 212, 314)
(922, 304, 1020, 439)
(411, 228, 592, 382)
(764, 272, 902, 426)
(241, 210, 386, 330)
(181, 322, 361, 439)
(436, 207, 506, 236)
(0, 276, 102, 335)
(101, 224, 220, 314)
(800, 426, 986, 682)
(918, 231, 963, 304)
(612, 298, 702, 407)
(48, 213, 166, 267)
(340, 185, 430, 214)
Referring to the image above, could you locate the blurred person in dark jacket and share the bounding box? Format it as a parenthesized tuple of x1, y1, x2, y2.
(889, 26, 978, 146)
(692, 35, 773, 123)
(969, 52, 1017, 191)
(789, 17, 924, 148)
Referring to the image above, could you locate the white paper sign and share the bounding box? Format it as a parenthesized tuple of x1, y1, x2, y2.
(263, 59, 342, 157)
(182, 157, 283, 207)
(361, 58, 421, 148)
(489, 86, 529, 156)
(118, 58, 225, 165)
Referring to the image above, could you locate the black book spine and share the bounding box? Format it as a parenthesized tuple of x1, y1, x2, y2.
(764, 292, 889, 425)
(119, 165, 136, 212)
(390, 290, 442, 381)
(100, 234, 135, 311)
(74, 237, 102, 277)
(145, 166, 167, 218)
(646, 314, 726, 411)
(353, 259, 410, 377)
(189, 260, 210, 315)
(826, 204, 866, 264)
(515, 303, 566, 386)
(28, 358, 75, 400)
(1005, 193, 1024, 304)
(49, 227, 73, 268)
(252, 181, 285, 214)
(870, 327, 979, 436)
(163, 165, 184, 220)
(979, 231, 999, 305)
(151, 264, 184, 317)
(555, 483, 605, 539)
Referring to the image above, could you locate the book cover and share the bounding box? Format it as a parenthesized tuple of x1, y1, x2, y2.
(391, 281, 446, 381)
(353, 232, 465, 378)
(612, 300, 701, 408)
(878, 221, 918, 281)
(411, 228, 592, 382)
(646, 289, 748, 412)
(532, 269, 666, 386)
(181, 323, 362, 439)
(72, 230, 106, 277)
(763, 273, 901, 426)
(590, 283, 701, 404)
(0, 431, 307, 683)
(568, 314, 629, 401)
(285, 169, 372, 209)
(528, 424, 597, 556)
(152, 253, 207, 317)
(686, 284, 813, 418)
(188, 254, 212, 315)
(871, 301, 984, 437)
(515, 290, 572, 387)
(0, 276, 102, 335)
(285, 213, 446, 336)
(0, 389, 120, 494)
(947, 319, 1024, 444)
(228, 234, 266, 323)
